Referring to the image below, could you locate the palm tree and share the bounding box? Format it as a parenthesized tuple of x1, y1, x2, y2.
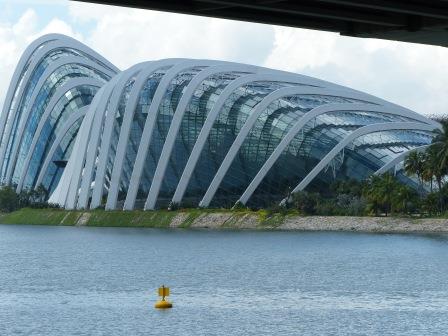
(432, 120, 448, 171)
(422, 152, 434, 192)
(404, 150, 425, 191)
(425, 144, 446, 191)
(364, 173, 399, 216)
(392, 184, 417, 215)
(425, 120, 448, 213)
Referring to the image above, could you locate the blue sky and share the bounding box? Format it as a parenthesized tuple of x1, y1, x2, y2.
(1, 0, 448, 117)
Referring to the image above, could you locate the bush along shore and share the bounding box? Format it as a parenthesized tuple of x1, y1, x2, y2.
(1, 207, 448, 233)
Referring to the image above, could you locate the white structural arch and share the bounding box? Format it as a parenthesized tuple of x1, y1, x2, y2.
(75, 73, 127, 209)
(198, 90, 436, 207)
(126, 62, 261, 210)
(35, 106, 88, 189)
(0, 34, 118, 198)
(62, 86, 107, 209)
(4, 56, 115, 185)
(374, 144, 431, 176)
(0, 34, 117, 146)
(237, 104, 437, 205)
(107, 60, 267, 210)
(169, 72, 330, 208)
(48, 86, 107, 206)
(5, 34, 439, 210)
(16, 77, 104, 192)
(291, 122, 439, 194)
(0, 34, 117, 154)
(104, 59, 208, 210)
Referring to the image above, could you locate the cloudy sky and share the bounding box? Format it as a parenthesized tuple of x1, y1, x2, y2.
(1, 0, 448, 117)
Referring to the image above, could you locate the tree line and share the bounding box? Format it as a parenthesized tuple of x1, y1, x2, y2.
(0, 185, 59, 213)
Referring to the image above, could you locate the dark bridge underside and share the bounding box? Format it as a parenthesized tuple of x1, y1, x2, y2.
(73, 0, 448, 47)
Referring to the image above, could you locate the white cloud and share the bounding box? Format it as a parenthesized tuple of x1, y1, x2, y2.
(0, 7, 81, 109)
(67, 2, 274, 69)
(31, 17, 81, 41)
(0, 8, 38, 110)
(264, 26, 448, 116)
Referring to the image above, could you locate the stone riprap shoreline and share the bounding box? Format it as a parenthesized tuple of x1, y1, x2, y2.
(279, 216, 448, 233)
(1, 208, 448, 233)
(175, 213, 448, 233)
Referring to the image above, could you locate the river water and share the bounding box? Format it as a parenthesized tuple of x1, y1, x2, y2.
(0, 225, 447, 335)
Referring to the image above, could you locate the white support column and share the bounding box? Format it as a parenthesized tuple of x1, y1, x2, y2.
(49, 99, 98, 206)
(102, 59, 232, 210)
(34, 107, 88, 189)
(105, 59, 195, 210)
(198, 88, 383, 207)
(16, 77, 103, 192)
(89, 63, 155, 209)
(374, 144, 430, 175)
(64, 86, 106, 209)
(136, 63, 259, 210)
(237, 104, 440, 205)
(0, 35, 118, 166)
(76, 74, 124, 209)
(3, 56, 114, 185)
(169, 73, 365, 207)
(0, 40, 70, 176)
(0, 35, 60, 146)
(49, 113, 94, 206)
(291, 122, 438, 194)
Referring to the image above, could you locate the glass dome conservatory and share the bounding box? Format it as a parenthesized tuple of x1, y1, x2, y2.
(1, 34, 439, 210)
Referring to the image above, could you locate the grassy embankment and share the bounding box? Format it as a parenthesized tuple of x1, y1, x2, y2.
(0, 207, 288, 228)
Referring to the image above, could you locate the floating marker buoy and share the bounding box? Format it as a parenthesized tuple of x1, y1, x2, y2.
(155, 285, 172, 309)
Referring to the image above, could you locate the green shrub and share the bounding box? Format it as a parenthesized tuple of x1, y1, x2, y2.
(291, 191, 319, 215)
(0, 186, 19, 212)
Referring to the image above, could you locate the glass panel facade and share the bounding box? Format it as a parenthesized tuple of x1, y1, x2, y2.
(247, 126, 433, 208)
(3, 35, 438, 209)
(0, 40, 116, 194)
(180, 81, 319, 206)
(21, 85, 98, 189)
(41, 118, 83, 193)
(134, 66, 207, 207)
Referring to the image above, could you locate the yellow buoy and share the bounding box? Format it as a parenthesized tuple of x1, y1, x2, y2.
(155, 285, 173, 309)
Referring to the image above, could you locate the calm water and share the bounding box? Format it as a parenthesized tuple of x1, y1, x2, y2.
(0, 225, 447, 335)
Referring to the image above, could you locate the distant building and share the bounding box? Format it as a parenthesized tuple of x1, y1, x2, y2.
(1, 34, 440, 210)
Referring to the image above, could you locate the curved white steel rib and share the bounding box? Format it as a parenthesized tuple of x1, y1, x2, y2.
(104, 59, 202, 210)
(136, 63, 260, 210)
(49, 87, 106, 206)
(0, 34, 118, 157)
(0, 35, 58, 144)
(168, 72, 333, 208)
(3, 55, 114, 185)
(63, 86, 106, 209)
(291, 122, 438, 194)
(88, 60, 188, 209)
(237, 104, 438, 205)
(374, 144, 431, 176)
(198, 87, 425, 207)
(87, 62, 160, 209)
(68, 67, 143, 209)
(8, 36, 435, 210)
(75, 73, 125, 209)
(0, 40, 73, 175)
(35, 106, 88, 189)
(16, 77, 103, 192)
(0, 34, 116, 143)
(111, 60, 243, 210)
